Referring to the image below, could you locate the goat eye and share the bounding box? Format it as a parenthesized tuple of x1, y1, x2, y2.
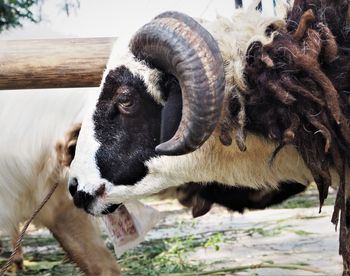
(117, 93, 135, 114)
(118, 95, 133, 107)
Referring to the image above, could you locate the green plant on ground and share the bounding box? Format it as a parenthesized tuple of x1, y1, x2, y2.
(203, 233, 223, 251)
(119, 234, 212, 275)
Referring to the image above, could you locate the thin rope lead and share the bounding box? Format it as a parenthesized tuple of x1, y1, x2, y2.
(0, 182, 59, 276)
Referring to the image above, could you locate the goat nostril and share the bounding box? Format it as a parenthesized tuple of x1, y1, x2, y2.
(69, 177, 78, 197)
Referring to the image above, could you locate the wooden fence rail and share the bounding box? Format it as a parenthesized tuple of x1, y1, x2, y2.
(0, 37, 116, 90)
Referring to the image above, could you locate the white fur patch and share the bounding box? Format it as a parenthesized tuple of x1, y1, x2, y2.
(69, 109, 104, 195)
(104, 132, 317, 205)
(103, 36, 164, 105)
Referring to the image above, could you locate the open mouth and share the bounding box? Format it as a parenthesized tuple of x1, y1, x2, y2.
(101, 203, 121, 215)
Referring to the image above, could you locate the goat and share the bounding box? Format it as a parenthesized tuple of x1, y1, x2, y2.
(69, 0, 350, 273)
(0, 90, 120, 275)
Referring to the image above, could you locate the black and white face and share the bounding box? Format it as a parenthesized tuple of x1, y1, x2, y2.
(69, 11, 226, 215)
(69, 65, 163, 215)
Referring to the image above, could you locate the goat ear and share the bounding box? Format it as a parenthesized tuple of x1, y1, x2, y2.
(176, 183, 213, 218)
(192, 195, 213, 218)
(56, 123, 82, 167)
(159, 84, 182, 144)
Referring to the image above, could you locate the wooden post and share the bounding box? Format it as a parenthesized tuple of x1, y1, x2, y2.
(0, 37, 116, 90)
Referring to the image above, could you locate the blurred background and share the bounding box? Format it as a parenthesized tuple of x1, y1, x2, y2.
(0, 0, 276, 39)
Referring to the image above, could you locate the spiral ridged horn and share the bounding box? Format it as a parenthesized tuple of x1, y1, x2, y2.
(130, 11, 225, 155)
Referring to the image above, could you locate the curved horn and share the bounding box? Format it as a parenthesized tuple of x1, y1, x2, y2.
(130, 11, 225, 156)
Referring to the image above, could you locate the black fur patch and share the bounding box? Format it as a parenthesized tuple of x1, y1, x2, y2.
(93, 66, 162, 185)
(202, 181, 306, 212)
(178, 181, 306, 214)
(160, 78, 182, 143)
(346, 198, 350, 228)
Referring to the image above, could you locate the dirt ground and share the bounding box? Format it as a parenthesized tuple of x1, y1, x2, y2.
(0, 187, 343, 275)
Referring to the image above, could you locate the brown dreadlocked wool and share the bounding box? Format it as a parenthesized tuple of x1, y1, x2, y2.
(242, 0, 350, 271)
